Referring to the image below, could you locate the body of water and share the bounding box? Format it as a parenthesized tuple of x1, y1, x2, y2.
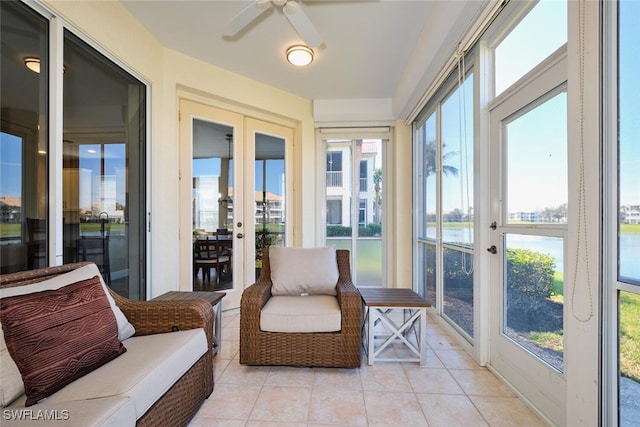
(438, 227, 640, 280)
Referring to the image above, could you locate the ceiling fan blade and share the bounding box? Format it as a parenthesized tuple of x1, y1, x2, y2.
(283, 1, 324, 48)
(223, 0, 272, 37)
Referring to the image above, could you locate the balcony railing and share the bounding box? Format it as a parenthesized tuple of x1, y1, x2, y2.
(326, 171, 343, 187)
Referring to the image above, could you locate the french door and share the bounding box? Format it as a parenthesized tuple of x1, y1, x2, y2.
(179, 100, 293, 309)
(488, 55, 567, 425)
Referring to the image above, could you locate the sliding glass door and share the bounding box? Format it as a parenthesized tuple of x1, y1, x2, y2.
(0, 2, 148, 299)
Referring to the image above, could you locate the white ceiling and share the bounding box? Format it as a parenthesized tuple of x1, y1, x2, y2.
(121, 0, 485, 117)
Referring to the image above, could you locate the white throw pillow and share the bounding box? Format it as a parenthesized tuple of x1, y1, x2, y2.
(269, 246, 339, 296)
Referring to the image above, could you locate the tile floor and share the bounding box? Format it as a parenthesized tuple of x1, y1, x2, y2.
(190, 310, 547, 426)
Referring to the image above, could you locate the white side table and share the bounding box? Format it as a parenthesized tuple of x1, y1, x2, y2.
(360, 288, 431, 366)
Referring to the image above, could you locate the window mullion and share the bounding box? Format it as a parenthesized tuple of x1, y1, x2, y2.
(49, 16, 64, 266)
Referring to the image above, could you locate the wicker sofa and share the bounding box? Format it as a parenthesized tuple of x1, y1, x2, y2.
(240, 248, 362, 368)
(0, 262, 213, 426)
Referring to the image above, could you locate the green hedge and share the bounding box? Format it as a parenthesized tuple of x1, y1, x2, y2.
(425, 245, 555, 316)
(506, 248, 555, 315)
(326, 223, 381, 237)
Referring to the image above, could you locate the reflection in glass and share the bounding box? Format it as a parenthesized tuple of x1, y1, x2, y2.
(506, 92, 567, 224)
(255, 133, 285, 281)
(0, 2, 48, 273)
(494, 0, 567, 96)
(504, 234, 564, 372)
(62, 31, 146, 299)
(192, 122, 233, 287)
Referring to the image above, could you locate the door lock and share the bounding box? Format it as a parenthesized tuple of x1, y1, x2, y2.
(490, 221, 497, 230)
(487, 245, 497, 254)
(236, 233, 244, 239)
(237, 222, 243, 227)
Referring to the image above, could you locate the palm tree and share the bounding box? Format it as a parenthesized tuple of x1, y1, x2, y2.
(424, 139, 459, 178)
(373, 168, 382, 223)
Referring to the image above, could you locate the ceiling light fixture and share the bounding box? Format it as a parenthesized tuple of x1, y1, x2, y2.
(286, 45, 313, 67)
(24, 57, 41, 73)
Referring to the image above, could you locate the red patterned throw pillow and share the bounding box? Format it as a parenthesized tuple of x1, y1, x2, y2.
(0, 275, 126, 406)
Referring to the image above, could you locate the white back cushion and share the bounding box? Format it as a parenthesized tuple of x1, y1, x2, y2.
(269, 246, 339, 296)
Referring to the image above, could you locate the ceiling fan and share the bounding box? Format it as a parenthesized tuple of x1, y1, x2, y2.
(224, 0, 324, 48)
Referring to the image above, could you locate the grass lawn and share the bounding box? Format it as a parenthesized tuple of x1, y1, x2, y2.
(620, 291, 640, 383)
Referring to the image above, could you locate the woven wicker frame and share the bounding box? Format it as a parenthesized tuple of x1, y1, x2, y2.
(240, 248, 362, 368)
(0, 262, 214, 426)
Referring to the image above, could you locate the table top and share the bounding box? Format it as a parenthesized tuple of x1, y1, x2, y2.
(359, 287, 431, 308)
(152, 291, 226, 305)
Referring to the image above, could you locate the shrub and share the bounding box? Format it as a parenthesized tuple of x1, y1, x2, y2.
(506, 248, 556, 316)
(327, 225, 351, 237)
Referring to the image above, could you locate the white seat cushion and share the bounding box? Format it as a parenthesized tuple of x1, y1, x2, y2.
(260, 295, 341, 333)
(38, 328, 207, 419)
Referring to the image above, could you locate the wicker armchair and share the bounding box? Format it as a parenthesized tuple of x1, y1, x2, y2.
(240, 248, 362, 368)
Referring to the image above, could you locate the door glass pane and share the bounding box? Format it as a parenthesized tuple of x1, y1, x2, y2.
(441, 74, 474, 337)
(326, 140, 353, 253)
(619, 290, 640, 425)
(504, 234, 564, 372)
(418, 112, 437, 240)
(192, 121, 233, 289)
(419, 243, 437, 306)
(494, 0, 567, 96)
(506, 92, 567, 224)
(356, 139, 383, 286)
(0, 1, 48, 273)
(62, 31, 146, 300)
(618, 1, 640, 423)
(325, 139, 385, 286)
(255, 133, 285, 280)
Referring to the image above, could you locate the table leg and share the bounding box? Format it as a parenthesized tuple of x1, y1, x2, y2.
(419, 307, 427, 366)
(368, 306, 375, 366)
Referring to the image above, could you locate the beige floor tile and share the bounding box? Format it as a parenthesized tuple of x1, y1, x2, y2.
(189, 417, 246, 427)
(404, 366, 465, 394)
(265, 366, 315, 387)
(249, 385, 311, 423)
(363, 390, 428, 426)
(195, 383, 261, 420)
(308, 388, 368, 426)
(214, 356, 232, 381)
(449, 369, 515, 397)
(425, 332, 460, 350)
(417, 393, 489, 427)
(400, 348, 444, 368)
(434, 349, 483, 370)
(217, 359, 271, 385)
(246, 422, 307, 427)
(470, 396, 547, 427)
(217, 340, 240, 360)
(222, 326, 240, 342)
(313, 367, 362, 390)
(360, 364, 413, 392)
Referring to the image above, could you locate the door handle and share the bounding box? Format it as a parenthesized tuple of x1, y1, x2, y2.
(236, 233, 244, 239)
(487, 245, 497, 254)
